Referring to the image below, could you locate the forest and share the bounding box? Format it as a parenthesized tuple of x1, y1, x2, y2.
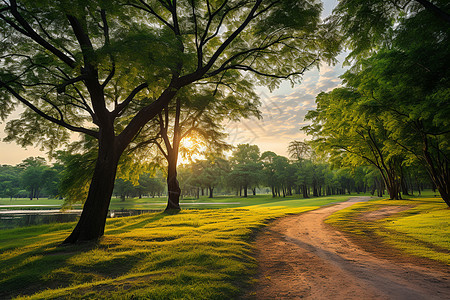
(0, 141, 434, 202)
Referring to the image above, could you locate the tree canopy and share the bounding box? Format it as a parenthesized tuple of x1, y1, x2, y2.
(0, 0, 339, 243)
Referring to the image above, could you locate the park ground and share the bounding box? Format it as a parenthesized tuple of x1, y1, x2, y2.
(0, 192, 448, 299)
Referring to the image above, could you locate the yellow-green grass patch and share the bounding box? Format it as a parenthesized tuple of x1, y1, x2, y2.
(326, 197, 449, 264)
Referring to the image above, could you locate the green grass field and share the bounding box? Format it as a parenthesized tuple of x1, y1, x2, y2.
(0, 194, 351, 299)
(326, 192, 449, 264)
(0, 193, 358, 210)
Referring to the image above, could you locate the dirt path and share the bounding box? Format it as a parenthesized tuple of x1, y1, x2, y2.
(245, 197, 450, 299)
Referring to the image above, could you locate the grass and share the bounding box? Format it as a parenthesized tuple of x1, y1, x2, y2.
(325, 192, 449, 264)
(0, 195, 349, 299)
(0, 198, 65, 207)
(0, 193, 355, 210)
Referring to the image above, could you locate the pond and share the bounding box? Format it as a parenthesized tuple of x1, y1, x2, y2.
(0, 209, 156, 230)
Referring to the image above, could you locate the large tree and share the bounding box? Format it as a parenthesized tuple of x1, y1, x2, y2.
(331, 0, 450, 61)
(304, 88, 405, 200)
(1, 0, 338, 243)
(334, 1, 450, 205)
(128, 82, 259, 210)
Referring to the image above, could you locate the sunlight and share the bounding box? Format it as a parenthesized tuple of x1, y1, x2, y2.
(177, 137, 205, 166)
(181, 137, 195, 150)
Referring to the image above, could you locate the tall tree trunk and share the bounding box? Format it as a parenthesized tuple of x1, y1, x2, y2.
(421, 139, 450, 207)
(165, 156, 181, 211)
(313, 184, 318, 197)
(209, 187, 214, 198)
(302, 184, 308, 198)
(384, 175, 400, 200)
(243, 185, 248, 197)
(400, 167, 410, 196)
(63, 138, 120, 244)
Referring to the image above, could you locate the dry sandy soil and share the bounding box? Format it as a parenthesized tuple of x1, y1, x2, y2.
(244, 197, 450, 299)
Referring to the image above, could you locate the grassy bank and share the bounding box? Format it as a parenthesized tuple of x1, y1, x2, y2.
(325, 193, 449, 264)
(0, 195, 349, 299)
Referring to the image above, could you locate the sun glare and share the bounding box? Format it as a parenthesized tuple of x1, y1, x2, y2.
(177, 137, 205, 165)
(182, 137, 195, 150)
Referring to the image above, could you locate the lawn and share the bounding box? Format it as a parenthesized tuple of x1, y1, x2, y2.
(1, 193, 356, 210)
(325, 192, 449, 264)
(0, 195, 350, 299)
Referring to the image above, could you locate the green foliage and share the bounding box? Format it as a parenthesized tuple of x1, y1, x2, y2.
(228, 144, 263, 195)
(332, 0, 450, 62)
(0, 165, 22, 199)
(57, 151, 96, 207)
(0, 157, 62, 200)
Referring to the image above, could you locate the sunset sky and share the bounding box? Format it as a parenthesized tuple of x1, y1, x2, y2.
(0, 0, 345, 165)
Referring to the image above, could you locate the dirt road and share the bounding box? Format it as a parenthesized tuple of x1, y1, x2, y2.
(245, 197, 450, 299)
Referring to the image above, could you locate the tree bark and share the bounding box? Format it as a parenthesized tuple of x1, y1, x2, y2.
(302, 184, 308, 198)
(420, 134, 450, 206)
(165, 156, 181, 211)
(62, 136, 120, 244)
(209, 187, 214, 198)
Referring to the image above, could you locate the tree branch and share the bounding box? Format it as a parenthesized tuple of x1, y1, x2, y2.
(1, 81, 98, 138)
(112, 82, 148, 117)
(8, 0, 76, 68)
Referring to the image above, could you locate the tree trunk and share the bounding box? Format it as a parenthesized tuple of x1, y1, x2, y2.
(421, 139, 450, 206)
(165, 156, 181, 211)
(302, 184, 308, 198)
(243, 185, 248, 197)
(209, 187, 214, 198)
(400, 167, 410, 196)
(385, 175, 400, 200)
(252, 187, 256, 196)
(62, 140, 120, 244)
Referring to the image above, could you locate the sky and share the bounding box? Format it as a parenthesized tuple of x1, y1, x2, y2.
(0, 0, 345, 165)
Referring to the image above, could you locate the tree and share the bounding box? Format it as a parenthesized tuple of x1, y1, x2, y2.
(304, 89, 404, 200)
(331, 0, 450, 61)
(195, 155, 230, 198)
(261, 151, 278, 197)
(138, 172, 165, 198)
(288, 141, 313, 198)
(229, 144, 262, 197)
(19, 157, 48, 200)
(341, 52, 450, 204)
(128, 83, 259, 210)
(113, 178, 135, 201)
(1, 0, 338, 243)
(0, 164, 22, 199)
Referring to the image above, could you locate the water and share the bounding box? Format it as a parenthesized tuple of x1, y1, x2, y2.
(0, 201, 241, 230)
(0, 211, 80, 230)
(0, 209, 155, 230)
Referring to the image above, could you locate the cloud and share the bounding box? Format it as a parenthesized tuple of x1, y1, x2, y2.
(226, 61, 348, 156)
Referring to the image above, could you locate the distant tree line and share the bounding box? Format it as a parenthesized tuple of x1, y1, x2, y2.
(176, 142, 432, 199)
(0, 142, 434, 202)
(0, 157, 61, 200)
